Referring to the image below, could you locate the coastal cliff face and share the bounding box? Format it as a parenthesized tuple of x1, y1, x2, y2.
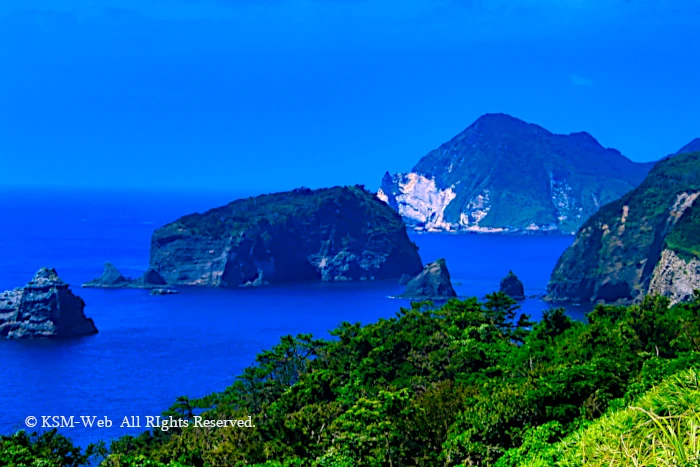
(0, 268, 98, 338)
(379, 113, 652, 234)
(150, 186, 423, 287)
(547, 150, 700, 304)
(649, 249, 700, 305)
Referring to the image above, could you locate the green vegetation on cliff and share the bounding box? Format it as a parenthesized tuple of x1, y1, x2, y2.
(381, 114, 653, 233)
(8, 292, 700, 467)
(150, 185, 423, 286)
(171, 186, 404, 240)
(666, 200, 700, 260)
(548, 151, 700, 304)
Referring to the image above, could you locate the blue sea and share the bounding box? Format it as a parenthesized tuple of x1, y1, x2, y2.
(0, 188, 576, 447)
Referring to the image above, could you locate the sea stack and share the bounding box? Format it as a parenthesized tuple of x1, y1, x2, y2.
(0, 268, 98, 338)
(398, 258, 457, 300)
(84, 263, 170, 290)
(83, 262, 129, 287)
(500, 271, 525, 300)
(149, 186, 423, 287)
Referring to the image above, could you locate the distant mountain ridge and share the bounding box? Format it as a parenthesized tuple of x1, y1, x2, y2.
(547, 145, 700, 305)
(378, 113, 654, 234)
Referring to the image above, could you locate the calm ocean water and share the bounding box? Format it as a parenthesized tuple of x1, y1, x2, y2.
(0, 188, 576, 446)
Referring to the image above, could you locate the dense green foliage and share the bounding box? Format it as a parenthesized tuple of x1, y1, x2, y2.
(500, 367, 700, 466)
(407, 113, 652, 232)
(666, 200, 700, 260)
(0, 429, 104, 466)
(548, 151, 700, 303)
(159, 186, 406, 241)
(8, 289, 700, 467)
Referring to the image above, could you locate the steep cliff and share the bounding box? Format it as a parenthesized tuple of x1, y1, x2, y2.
(0, 268, 98, 338)
(149, 186, 423, 287)
(547, 149, 700, 304)
(379, 114, 653, 233)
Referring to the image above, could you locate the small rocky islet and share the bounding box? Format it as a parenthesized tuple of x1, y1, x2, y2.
(0, 268, 98, 339)
(398, 258, 457, 300)
(499, 271, 525, 300)
(83, 262, 176, 294)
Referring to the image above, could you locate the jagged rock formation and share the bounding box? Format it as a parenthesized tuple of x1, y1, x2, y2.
(547, 148, 700, 304)
(398, 258, 457, 300)
(648, 250, 700, 305)
(83, 262, 169, 289)
(0, 268, 98, 338)
(500, 271, 525, 300)
(378, 113, 653, 234)
(149, 186, 423, 287)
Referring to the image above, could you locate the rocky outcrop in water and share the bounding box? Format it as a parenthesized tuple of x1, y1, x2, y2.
(0, 268, 98, 338)
(150, 288, 180, 296)
(500, 271, 525, 300)
(398, 259, 457, 300)
(547, 148, 700, 305)
(149, 186, 423, 287)
(83, 262, 169, 289)
(379, 113, 653, 234)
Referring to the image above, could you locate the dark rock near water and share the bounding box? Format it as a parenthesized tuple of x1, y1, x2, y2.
(0, 268, 98, 338)
(398, 258, 457, 300)
(132, 268, 168, 287)
(84, 263, 169, 289)
(500, 271, 525, 300)
(149, 186, 423, 287)
(547, 148, 700, 305)
(90, 262, 129, 286)
(150, 288, 180, 296)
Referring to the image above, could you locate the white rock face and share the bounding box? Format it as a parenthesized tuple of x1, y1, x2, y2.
(647, 192, 700, 305)
(649, 249, 700, 305)
(379, 173, 457, 231)
(380, 177, 504, 232)
(459, 190, 492, 230)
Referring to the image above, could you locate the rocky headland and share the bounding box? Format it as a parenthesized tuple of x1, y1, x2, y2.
(149, 186, 423, 287)
(398, 258, 457, 300)
(0, 268, 98, 338)
(547, 148, 700, 305)
(378, 113, 654, 234)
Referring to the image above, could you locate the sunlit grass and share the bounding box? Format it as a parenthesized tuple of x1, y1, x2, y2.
(553, 369, 700, 467)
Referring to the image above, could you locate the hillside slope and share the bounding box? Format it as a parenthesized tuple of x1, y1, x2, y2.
(379, 114, 652, 233)
(150, 186, 423, 287)
(547, 150, 700, 304)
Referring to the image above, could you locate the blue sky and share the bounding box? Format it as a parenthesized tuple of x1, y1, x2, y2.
(1, 0, 698, 193)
